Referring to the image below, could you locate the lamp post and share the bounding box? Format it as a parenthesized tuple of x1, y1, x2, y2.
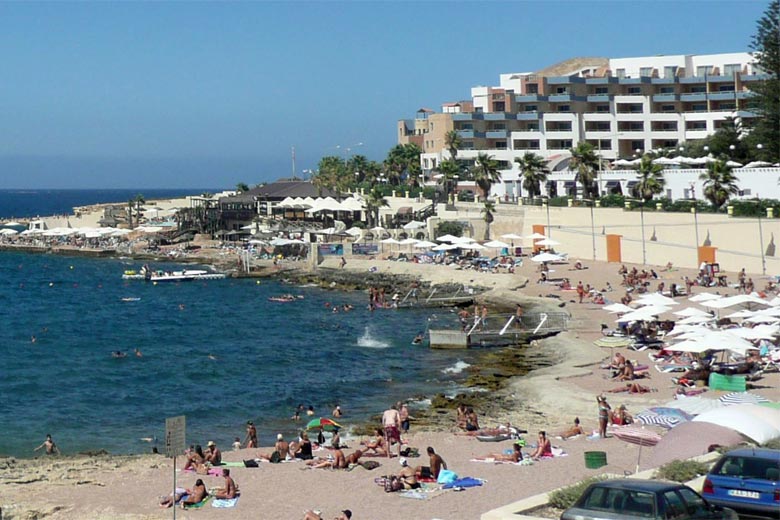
(583, 199, 597, 261)
(542, 196, 552, 239)
(690, 182, 700, 259)
(756, 193, 767, 275)
(639, 199, 647, 265)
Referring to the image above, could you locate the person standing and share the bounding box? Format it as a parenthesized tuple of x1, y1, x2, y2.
(399, 402, 410, 434)
(244, 421, 258, 448)
(597, 396, 611, 438)
(340, 256, 347, 269)
(382, 404, 402, 457)
(34, 434, 60, 455)
(577, 281, 585, 304)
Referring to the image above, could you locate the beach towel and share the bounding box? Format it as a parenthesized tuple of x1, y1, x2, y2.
(183, 467, 224, 477)
(212, 497, 239, 508)
(220, 461, 245, 468)
(443, 477, 484, 489)
(708, 372, 747, 392)
(183, 496, 212, 509)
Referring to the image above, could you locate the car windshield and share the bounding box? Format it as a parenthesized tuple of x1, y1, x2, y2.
(581, 486, 655, 517)
(713, 455, 780, 480)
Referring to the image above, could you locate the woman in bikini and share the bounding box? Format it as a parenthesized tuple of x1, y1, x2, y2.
(528, 431, 552, 459)
(597, 396, 610, 438)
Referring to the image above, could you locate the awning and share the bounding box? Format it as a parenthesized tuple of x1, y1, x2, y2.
(605, 180, 620, 187)
(396, 206, 413, 215)
(563, 181, 576, 187)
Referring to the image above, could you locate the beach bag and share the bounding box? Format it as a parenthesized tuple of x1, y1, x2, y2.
(269, 451, 282, 464)
(361, 460, 380, 470)
(437, 469, 458, 485)
(243, 459, 259, 468)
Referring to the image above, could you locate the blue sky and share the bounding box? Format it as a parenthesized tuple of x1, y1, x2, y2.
(0, 0, 768, 189)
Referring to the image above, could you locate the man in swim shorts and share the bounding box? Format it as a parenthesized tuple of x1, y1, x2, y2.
(382, 404, 402, 457)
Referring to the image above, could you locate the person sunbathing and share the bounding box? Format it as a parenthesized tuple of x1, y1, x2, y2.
(214, 469, 237, 500)
(362, 428, 387, 456)
(257, 433, 289, 462)
(616, 360, 635, 381)
(393, 457, 421, 488)
(608, 382, 654, 394)
(611, 405, 633, 425)
(474, 442, 523, 463)
(558, 418, 585, 439)
(307, 448, 347, 469)
(528, 431, 552, 459)
(182, 445, 205, 471)
(159, 478, 207, 508)
(344, 449, 364, 466)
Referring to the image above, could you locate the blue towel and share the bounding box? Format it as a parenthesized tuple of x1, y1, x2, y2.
(443, 477, 483, 489)
(212, 497, 239, 508)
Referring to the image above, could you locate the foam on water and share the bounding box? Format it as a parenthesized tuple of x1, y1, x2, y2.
(442, 360, 471, 374)
(356, 326, 391, 349)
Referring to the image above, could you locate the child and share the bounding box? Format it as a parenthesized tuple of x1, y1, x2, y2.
(232, 437, 241, 451)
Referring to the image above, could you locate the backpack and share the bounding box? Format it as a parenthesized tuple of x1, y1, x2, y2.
(269, 450, 282, 464)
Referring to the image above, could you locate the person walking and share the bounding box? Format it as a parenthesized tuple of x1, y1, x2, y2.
(597, 395, 611, 438)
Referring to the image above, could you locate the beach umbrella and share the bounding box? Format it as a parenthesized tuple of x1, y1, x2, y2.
(450, 236, 477, 244)
(370, 226, 388, 238)
(432, 243, 458, 251)
(530, 252, 563, 263)
(693, 407, 780, 444)
(306, 418, 342, 432)
(726, 160, 743, 168)
(673, 307, 711, 318)
(703, 294, 770, 309)
(648, 407, 694, 422)
(403, 220, 425, 230)
(534, 238, 559, 247)
(647, 421, 746, 468)
(0, 228, 18, 235)
(677, 315, 716, 325)
(688, 293, 722, 303)
(635, 293, 679, 307)
(725, 309, 758, 319)
(718, 392, 771, 406)
(436, 234, 459, 242)
(635, 412, 681, 429)
(483, 240, 510, 249)
(500, 233, 524, 240)
(413, 240, 437, 248)
(744, 315, 780, 324)
(345, 227, 363, 237)
(398, 238, 419, 245)
(744, 160, 773, 168)
(603, 303, 633, 314)
(526, 232, 547, 240)
(459, 242, 486, 250)
(662, 397, 724, 416)
(380, 238, 401, 244)
(611, 424, 662, 473)
(616, 309, 662, 323)
(729, 324, 779, 339)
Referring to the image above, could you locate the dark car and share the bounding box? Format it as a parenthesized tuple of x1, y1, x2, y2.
(560, 479, 738, 520)
(702, 447, 780, 519)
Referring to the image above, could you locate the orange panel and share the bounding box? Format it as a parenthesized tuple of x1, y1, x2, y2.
(606, 234, 622, 263)
(698, 246, 717, 265)
(533, 224, 546, 252)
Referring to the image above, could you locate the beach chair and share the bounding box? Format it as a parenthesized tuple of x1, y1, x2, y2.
(761, 350, 780, 372)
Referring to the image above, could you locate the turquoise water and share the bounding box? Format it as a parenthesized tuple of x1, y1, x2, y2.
(0, 252, 480, 457)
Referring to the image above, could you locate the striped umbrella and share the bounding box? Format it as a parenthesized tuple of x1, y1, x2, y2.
(648, 407, 694, 422)
(635, 412, 680, 429)
(611, 425, 663, 474)
(719, 392, 771, 406)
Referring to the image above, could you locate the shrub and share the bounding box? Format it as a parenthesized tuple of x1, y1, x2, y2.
(762, 439, 780, 450)
(547, 477, 606, 510)
(436, 220, 465, 238)
(654, 460, 711, 482)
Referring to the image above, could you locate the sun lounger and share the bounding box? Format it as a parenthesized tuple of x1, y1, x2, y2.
(708, 372, 746, 392)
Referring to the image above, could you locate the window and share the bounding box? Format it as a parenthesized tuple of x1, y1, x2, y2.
(527, 124, 539, 131)
(495, 141, 507, 150)
(691, 104, 707, 112)
(640, 67, 652, 77)
(616, 68, 626, 78)
(689, 86, 706, 93)
(723, 63, 741, 76)
(525, 105, 538, 112)
(556, 86, 568, 94)
(676, 488, 710, 519)
(628, 86, 642, 95)
(557, 105, 571, 112)
(661, 104, 676, 112)
(718, 84, 735, 92)
(595, 87, 609, 94)
(664, 66, 678, 78)
(663, 490, 687, 519)
(687, 121, 707, 130)
(599, 139, 612, 150)
(719, 102, 736, 110)
(526, 84, 539, 94)
(696, 65, 713, 76)
(596, 104, 610, 113)
(631, 140, 643, 150)
(660, 86, 675, 94)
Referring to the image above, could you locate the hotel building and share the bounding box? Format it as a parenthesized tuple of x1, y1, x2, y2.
(398, 52, 765, 199)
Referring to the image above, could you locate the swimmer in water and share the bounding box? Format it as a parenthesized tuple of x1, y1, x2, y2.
(412, 333, 424, 345)
(134, 348, 143, 358)
(208, 354, 217, 361)
(31, 335, 36, 343)
(178, 304, 185, 311)
(112, 351, 127, 358)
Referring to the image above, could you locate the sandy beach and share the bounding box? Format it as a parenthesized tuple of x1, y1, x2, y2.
(1, 248, 778, 520)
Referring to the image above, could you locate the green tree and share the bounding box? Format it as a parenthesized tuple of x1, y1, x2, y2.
(481, 201, 495, 240)
(471, 153, 501, 201)
(347, 155, 370, 185)
(313, 156, 348, 194)
(132, 194, 146, 228)
(364, 187, 389, 228)
(235, 182, 250, 193)
(747, 0, 780, 162)
(700, 159, 740, 208)
(569, 141, 600, 198)
(437, 159, 461, 204)
(632, 155, 666, 201)
(515, 152, 550, 198)
(384, 143, 422, 186)
(444, 129, 462, 160)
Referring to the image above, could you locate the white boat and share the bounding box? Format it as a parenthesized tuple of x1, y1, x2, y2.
(122, 265, 226, 282)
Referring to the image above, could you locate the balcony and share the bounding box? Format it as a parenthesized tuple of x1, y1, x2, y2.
(680, 76, 707, 84)
(452, 113, 477, 121)
(652, 94, 679, 102)
(680, 93, 707, 102)
(456, 130, 486, 138)
(736, 91, 755, 100)
(515, 94, 548, 102)
(651, 77, 677, 84)
(708, 92, 736, 101)
(587, 94, 611, 102)
(585, 77, 619, 85)
(706, 75, 737, 83)
(547, 75, 585, 85)
(517, 112, 541, 121)
(484, 112, 515, 121)
(486, 130, 509, 138)
(617, 77, 651, 84)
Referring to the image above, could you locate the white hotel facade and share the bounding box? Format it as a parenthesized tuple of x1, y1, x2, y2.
(398, 52, 775, 201)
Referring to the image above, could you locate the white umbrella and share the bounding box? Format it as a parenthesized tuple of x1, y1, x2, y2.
(616, 309, 660, 323)
(673, 307, 711, 317)
(398, 238, 418, 245)
(450, 236, 476, 244)
(534, 238, 559, 247)
(688, 293, 722, 303)
(413, 240, 437, 248)
(459, 242, 486, 250)
(403, 220, 425, 230)
(653, 157, 679, 165)
(635, 293, 679, 307)
(662, 397, 724, 416)
(726, 160, 743, 168)
(677, 315, 716, 325)
(744, 314, 780, 324)
(703, 294, 770, 309)
(603, 303, 633, 314)
(380, 238, 401, 244)
(526, 232, 547, 240)
(743, 161, 772, 168)
(345, 227, 363, 237)
(436, 234, 459, 242)
(483, 240, 510, 249)
(248, 239, 267, 245)
(729, 324, 779, 340)
(725, 309, 757, 319)
(2, 221, 22, 227)
(768, 296, 780, 307)
(694, 406, 780, 444)
(531, 252, 564, 263)
(500, 233, 524, 240)
(432, 243, 458, 251)
(0, 228, 18, 235)
(370, 226, 388, 237)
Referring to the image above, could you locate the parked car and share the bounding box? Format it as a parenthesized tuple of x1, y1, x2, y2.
(702, 447, 780, 519)
(560, 479, 738, 520)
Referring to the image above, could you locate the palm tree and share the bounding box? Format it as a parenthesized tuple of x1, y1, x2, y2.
(481, 201, 495, 240)
(348, 155, 370, 185)
(700, 159, 740, 208)
(471, 153, 501, 201)
(444, 130, 462, 161)
(235, 182, 250, 193)
(515, 152, 550, 199)
(569, 141, 600, 198)
(364, 187, 389, 228)
(632, 155, 666, 202)
(133, 194, 145, 228)
(126, 199, 134, 229)
(436, 159, 461, 205)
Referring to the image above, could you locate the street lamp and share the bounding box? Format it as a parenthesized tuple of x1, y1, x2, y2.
(690, 182, 700, 258)
(582, 199, 597, 261)
(542, 196, 552, 239)
(757, 194, 767, 275)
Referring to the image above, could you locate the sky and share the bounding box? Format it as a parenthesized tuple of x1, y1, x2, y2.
(0, 0, 769, 189)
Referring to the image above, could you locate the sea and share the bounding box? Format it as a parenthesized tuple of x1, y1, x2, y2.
(0, 189, 218, 220)
(0, 251, 484, 458)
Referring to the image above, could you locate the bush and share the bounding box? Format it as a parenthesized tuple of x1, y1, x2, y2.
(436, 220, 465, 238)
(547, 477, 607, 510)
(599, 194, 626, 208)
(762, 439, 780, 450)
(654, 460, 711, 483)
